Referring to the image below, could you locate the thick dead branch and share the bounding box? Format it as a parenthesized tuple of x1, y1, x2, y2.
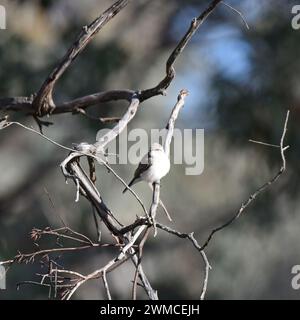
(0, 90, 134, 115)
(0, 0, 244, 301)
(95, 94, 140, 150)
(68, 161, 123, 238)
(0, 0, 221, 118)
(33, 0, 131, 116)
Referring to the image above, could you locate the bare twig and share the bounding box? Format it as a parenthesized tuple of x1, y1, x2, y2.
(0, 121, 76, 153)
(199, 251, 210, 300)
(150, 182, 160, 237)
(156, 223, 211, 300)
(148, 183, 172, 221)
(102, 271, 112, 300)
(64, 237, 140, 300)
(139, 0, 222, 101)
(0, 0, 227, 301)
(221, 2, 250, 29)
(92, 206, 102, 243)
(130, 251, 158, 300)
(200, 110, 290, 251)
(0, 0, 221, 116)
(132, 227, 151, 300)
(95, 94, 140, 150)
(98, 156, 149, 219)
(248, 139, 283, 149)
(164, 89, 189, 156)
(0, 228, 118, 267)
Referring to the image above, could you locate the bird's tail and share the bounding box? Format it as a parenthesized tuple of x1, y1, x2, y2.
(122, 178, 137, 194)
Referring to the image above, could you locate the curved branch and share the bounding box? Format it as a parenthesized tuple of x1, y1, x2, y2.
(200, 110, 290, 251)
(33, 0, 131, 116)
(139, 0, 222, 101)
(0, 0, 222, 118)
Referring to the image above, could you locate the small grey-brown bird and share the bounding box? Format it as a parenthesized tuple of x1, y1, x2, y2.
(123, 143, 170, 193)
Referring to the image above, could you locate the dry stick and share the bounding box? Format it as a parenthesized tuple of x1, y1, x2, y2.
(76, 108, 121, 123)
(17, 281, 52, 290)
(0, 118, 156, 299)
(1, 100, 205, 299)
(0, 90, 134, 115)
(55, 227, 95, 245)
(50, 269, 85, 280)
(68, 161, 122, 237)
(63, 171, 157, 298)
(55, 90, 134, 115)
(221, 2, 250, 30)
(0, 239, 119, 268)
(102, 270, 112, 300)
(59, 145, 149, 218)
(0, 245, 97, 267)
(95, 94, 140, 150)
(1, 117, 149, 234)
(33, 0, 131, 116)
(1, 121, 76, 154)
(200, 110, 290, 251)
(64, 228, 149, 300)
(87, 156, 103, 242)
(63, 257, 130, 300)
(148, 89, 189, 226)
(62, 96, 150, 231)
(159, 199, 172, 221)
(156, 223, 211, 300)
(67, 96, 149, 219)
(92, 206, 102, 243)
(0, 1, 223, 300)
(148, 183, 172, 222)
(43, 187, 67, 227)
(153, 107, 289, 299)
(139, 0, 222, 101)
(150, 182, 160, 237)
(130, 89, 190, 297)
(132, 227, 151, 300)
(0, 0, 222, 115)
(99, 160, 149, 218)
(164, 89, 189, 156)
(199, 250, 211, 300)
(130, 251, 158, 300)
(41, 255, 132, 300)
(31, 227, 95, 246)
(0, 96, 35, 112)
(248, 139, 282, 148)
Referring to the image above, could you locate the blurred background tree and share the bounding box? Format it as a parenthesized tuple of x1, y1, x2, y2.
(0, 0, 299, 299)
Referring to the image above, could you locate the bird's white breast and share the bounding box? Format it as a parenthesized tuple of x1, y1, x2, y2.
(141, 150, 170, 183)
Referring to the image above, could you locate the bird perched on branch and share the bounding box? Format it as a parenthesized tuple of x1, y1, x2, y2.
(123, 143, 170, 193)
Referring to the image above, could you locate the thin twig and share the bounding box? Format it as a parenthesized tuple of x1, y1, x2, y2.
(156, 223, 211, 300)
(221, 1, 250, 29)
(132, 227, 151, 300)
(249, 139, 281, 148)
(140, 0, 222, 101)
(0, 1, 226, 301)
(102, 271, 112, 300)
(200, 110, 290, 251)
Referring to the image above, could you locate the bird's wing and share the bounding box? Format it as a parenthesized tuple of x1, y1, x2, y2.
(134, 150, 153, 179)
